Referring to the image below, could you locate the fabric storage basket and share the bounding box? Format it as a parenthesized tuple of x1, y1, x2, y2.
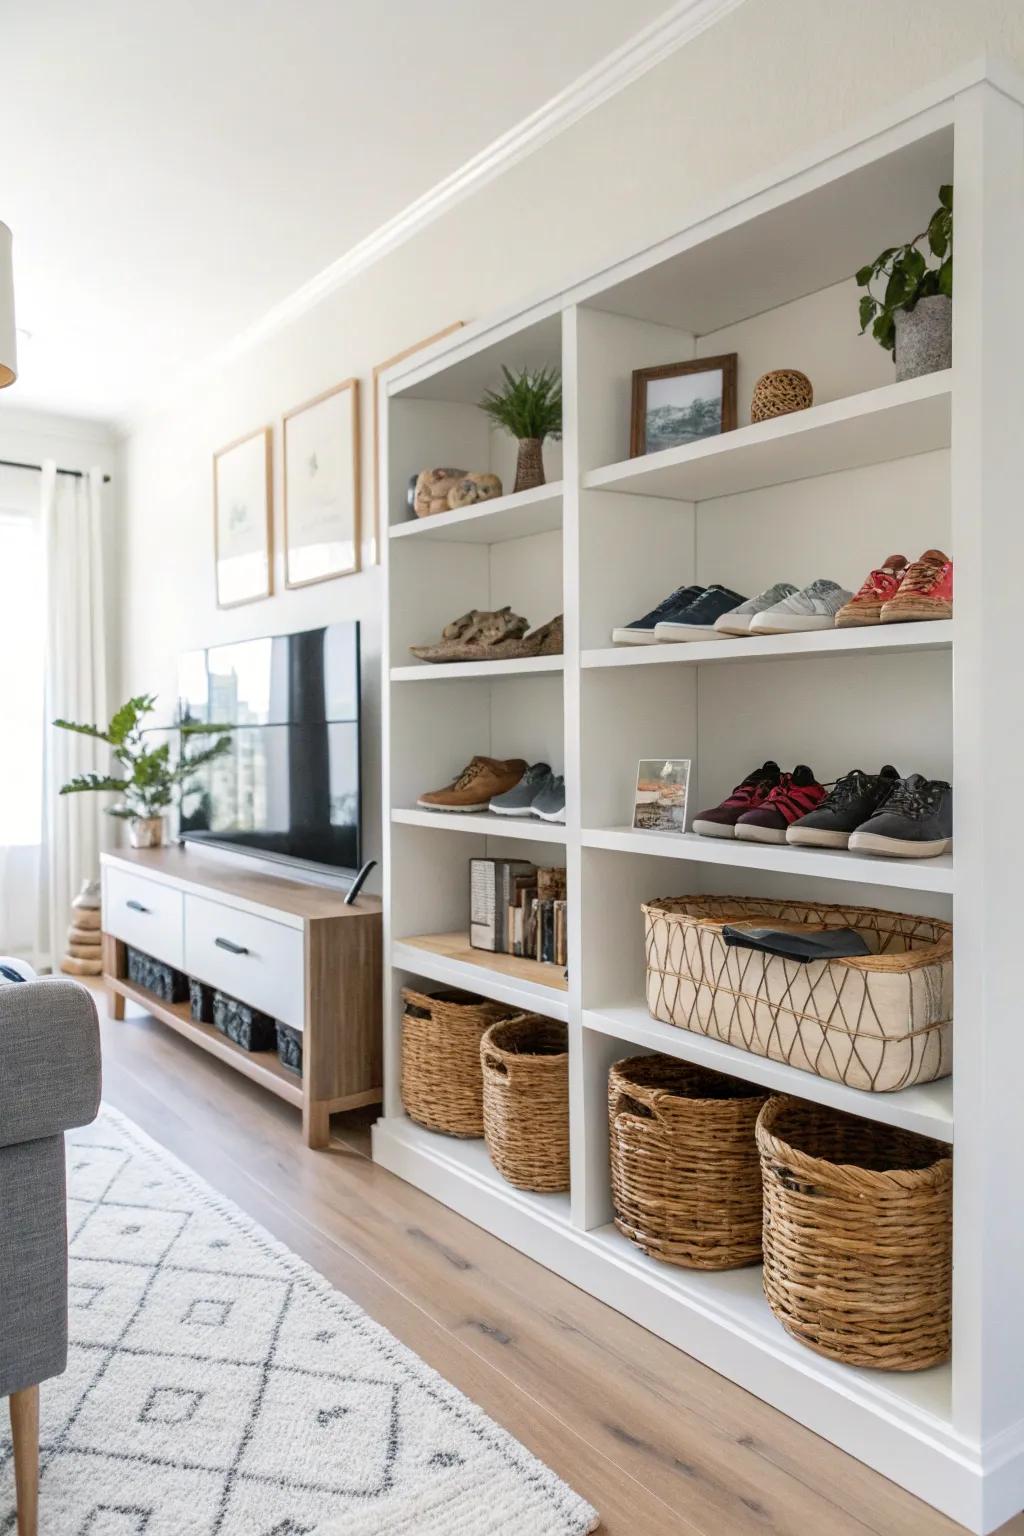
(401, 987, 516, 1137)
(211, 991, 276, 1052)
(608, 1054, 769, 1270)
(757, 1095, 952, 1370)
(643, 896, 952, 1092)
(481, 1015, 569, 1192)
(276, 1022, 303, 1075)
(126, 946, 189, 1004)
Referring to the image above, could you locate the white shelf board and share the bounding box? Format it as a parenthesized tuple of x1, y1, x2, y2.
(391, 937, 569, 1021)
(583, 1003, 953, 1142)
(392, 808, 566, 843)
(390, 482, 563, 544)
(583, 373, 952, 504)
(582, 827, 955, 894)
(391, 655, 564, 683)
(583, 620, 954, 670)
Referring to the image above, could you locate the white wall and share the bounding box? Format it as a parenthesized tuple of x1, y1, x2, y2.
(116, 0, 1024, 889)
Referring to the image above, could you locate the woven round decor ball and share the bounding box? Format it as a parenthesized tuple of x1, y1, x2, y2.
(750, 369, 813, 422)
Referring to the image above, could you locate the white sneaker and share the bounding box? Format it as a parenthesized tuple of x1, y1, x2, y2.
(714, 582, 798, 636)
(749, 579, 853, 634)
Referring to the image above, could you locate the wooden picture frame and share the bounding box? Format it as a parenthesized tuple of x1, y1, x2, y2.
(213, 427, 273, 609)
(371, 321, 465, 563)
(629, 353, 737, 457)
(283, 378, 361, 588)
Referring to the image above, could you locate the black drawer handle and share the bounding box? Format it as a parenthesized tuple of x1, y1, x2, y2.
(126, 899, 150, 914)
(215, 936, 249, 956)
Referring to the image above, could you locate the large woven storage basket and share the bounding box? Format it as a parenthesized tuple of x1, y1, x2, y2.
(481, 1015, 569, 1192)
(401, 987, 517, 1137)
(643, 896, 952, 1092)
(757, 1096, 952, 1370)
(609, 1055, 769, 1270)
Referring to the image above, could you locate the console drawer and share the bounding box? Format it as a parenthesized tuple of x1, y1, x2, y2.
(184, 895, 304, 1030)
(104, 868, 184, 969)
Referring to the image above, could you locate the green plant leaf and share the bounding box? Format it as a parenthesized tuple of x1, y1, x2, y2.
(855, 264, 875, 288)
(52, 718, 114, 743)
(858, 294, 878, 332)
(106, 695, 157, 745)
(938, 257, 953, 297)
(58, 773, 128, 796)
(872, 312, 896, 355)
(939, 183, 953, 211)
(927, 210, 949, 258)
(478, 366, 562, 442)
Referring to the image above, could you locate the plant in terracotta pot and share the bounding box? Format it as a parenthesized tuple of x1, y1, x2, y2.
(479, 365, 562, 493)
(856, 183, 952, 381)
(54, 694, 231, 849)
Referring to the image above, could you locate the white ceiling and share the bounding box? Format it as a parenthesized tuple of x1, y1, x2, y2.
(1, 0, 674, 425)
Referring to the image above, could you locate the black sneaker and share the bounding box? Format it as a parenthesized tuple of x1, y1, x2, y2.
(787, 765, 900, 849)
(848, 773, 952, 859)
(653, 585, 748, 642)
(611, 585, 705, 646)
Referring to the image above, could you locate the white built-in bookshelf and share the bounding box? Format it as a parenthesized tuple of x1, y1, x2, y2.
(375, 61, 1024, 1532)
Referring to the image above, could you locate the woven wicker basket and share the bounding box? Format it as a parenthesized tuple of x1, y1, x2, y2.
(609, 1055, 769, 1270)
(750, 368, 813, 420)
(757, 1096, 952, 1370)
(401, 987, 516, 1137)
(643, 896, 952, 1093)
(481, 1015, 569, 1192)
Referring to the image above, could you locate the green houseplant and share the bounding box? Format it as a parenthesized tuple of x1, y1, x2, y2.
(54, 694, 231, 848)
(479, 365, 562, 493)
(856, 183, 952, 380)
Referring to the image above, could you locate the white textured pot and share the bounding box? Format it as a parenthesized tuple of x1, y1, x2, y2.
(128, 816, 165, 849)
(894, 295, 952, 381)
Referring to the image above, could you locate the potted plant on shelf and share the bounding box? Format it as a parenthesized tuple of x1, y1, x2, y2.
(478, 365, 562, 493)
(54, 694, 231, 848)
(856, 183, 952, 381)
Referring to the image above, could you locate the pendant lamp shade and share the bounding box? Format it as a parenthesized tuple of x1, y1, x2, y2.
(0, 222, 16, 388)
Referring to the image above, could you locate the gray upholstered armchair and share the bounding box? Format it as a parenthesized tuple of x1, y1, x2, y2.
(1, 979, 101, 1535)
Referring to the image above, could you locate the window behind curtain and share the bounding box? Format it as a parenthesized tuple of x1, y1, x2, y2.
(0, 470, 45, 847)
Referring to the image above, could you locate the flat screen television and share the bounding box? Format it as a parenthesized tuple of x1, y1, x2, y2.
(177, 621, 361, 875)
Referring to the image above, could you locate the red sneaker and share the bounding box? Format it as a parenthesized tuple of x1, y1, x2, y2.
(735, 766, 826, 844)
(835, 554, 908, 627)
(880, 549, 952, 623)
(691, 760, 781, 839)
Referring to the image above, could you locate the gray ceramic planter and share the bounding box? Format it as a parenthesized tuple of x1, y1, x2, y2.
(894, 295, 952, 381)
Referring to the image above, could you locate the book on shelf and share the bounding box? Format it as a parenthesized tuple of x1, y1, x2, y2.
(470, 858, 534, 952)
(469, 861, 570, 968)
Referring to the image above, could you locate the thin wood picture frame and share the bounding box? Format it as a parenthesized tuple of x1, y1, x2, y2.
(630, 353, 738, 457)
(371, 321, 465, 563)
(212, 426, 273, 609)
(283, 377, 361, 589)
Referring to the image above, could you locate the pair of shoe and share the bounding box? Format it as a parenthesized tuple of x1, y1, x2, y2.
(411, 609, 563, 663)
(612, 579, 854, 644)
(835, 550, 953, 627)
(417, 758, 566, 822)
(693, 762, 953, 858)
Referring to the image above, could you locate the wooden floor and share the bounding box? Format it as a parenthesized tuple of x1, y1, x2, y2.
(94, 988, 1021, 1536)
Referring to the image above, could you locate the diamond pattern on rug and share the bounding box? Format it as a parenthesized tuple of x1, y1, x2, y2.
(0, 1108, 599, 1536)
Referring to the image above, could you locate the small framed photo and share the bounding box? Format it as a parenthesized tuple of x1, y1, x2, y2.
(633, 758, 691, 834)
(284, 378, 360, 587)
(630, 354, 737, 457)
(213, 427, 272, 608)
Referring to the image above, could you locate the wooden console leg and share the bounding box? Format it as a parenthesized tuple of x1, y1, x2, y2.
(303, 1099, 331, 1150)
(10, 1384, 39, 1536)
(102, 934, 126, 1019)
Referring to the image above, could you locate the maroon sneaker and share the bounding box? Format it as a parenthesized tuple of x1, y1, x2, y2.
(691, 761, 781, 839)
(735, 765, 825, 844)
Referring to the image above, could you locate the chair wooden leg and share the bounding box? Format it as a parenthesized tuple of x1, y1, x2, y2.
(9, 1385, 39, 1536)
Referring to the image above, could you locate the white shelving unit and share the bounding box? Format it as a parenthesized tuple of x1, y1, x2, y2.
(375, 61, 1024, 1533)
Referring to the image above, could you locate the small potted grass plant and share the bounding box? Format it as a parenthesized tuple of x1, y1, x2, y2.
(857, 183, 952, 380)
(478, 365, 562, 493)
(55, 694, 231, 848)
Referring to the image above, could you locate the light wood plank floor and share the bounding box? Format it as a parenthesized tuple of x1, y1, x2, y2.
(93, 990, 1021, 1536)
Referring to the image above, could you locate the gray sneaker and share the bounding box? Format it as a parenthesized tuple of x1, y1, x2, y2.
(749, 578, 854, 634)
(714, 581, 798, 636)
(531, 774, 566, 822)
(490, 762, 553, 816)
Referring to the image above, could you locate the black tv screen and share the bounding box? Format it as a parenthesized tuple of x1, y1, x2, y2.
(177, 622, 361, 874)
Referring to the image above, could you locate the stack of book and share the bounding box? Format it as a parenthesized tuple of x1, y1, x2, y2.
(469, 859, 568, 968)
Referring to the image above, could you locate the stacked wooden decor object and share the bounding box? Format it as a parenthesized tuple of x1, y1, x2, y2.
(60, 879, 102, 977)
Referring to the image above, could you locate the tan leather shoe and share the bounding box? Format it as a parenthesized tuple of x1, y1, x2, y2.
(417, 756, 528, 813)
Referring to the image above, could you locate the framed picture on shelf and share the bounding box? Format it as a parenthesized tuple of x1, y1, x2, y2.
(283, 378, 360, 587)
(632, 758, 691, 833)
(213, 427, 273, 608)
(630, 354, 737, 456)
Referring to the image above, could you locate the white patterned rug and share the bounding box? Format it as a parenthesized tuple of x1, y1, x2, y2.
(0, 1107, 598, 1536)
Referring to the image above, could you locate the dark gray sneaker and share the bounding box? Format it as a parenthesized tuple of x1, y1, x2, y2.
(490, 762, 553, 816)
(848, 773, 952, 858)
(531, 774, 566, 823)
(787, 764, 900, 849)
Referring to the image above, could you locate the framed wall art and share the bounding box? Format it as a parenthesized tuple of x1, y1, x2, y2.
(632, 758, 691, 833)
(630, 354, 737, 456)
(283, 378, 360, 587)
(213, 427, 273, 608)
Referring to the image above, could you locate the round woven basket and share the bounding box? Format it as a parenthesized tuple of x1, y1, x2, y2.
(757, 1096, 952, 1370)
(401, 987, 516, 1137)
(750, 369, 813, 421)
(481, 1015, 569, 1192)
(609, 1055, 769, 1270)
